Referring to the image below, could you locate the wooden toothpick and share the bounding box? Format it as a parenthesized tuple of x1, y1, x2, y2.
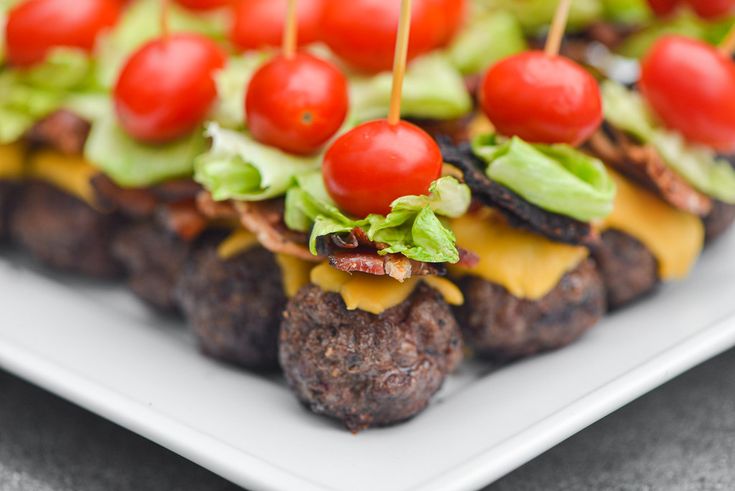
(545, 0, 572, 57)
(719, 22, 735, 58)
(160, 0, 171, 39)
(283, 0, 298, 59)
(388, 0, 412, 126)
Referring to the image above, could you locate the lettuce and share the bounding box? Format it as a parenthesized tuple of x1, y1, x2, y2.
(602, 81, 735, 203)
(447, 11, 527, 75)
(0, 48, 96, 144)
(286, 175, 471, 264)
(350, 53, 472, 122)
(601, 0, 650, 24)
(473, 0, 603, 33)
(195, 123, 321, 201)
(472, 134, 616, 221)
(95, 0, 227, 88)
(210, 53, 270, 129)
(84, 106, 206, 188)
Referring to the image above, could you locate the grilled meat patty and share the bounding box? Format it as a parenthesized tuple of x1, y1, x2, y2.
(176, 239, 286, 371)
(11, 182, 122, 277)
(455, 258, 606, 361)
(113, 220, 191, 312)
(0, 181, 18, 241)
(280, 283, 463, 432)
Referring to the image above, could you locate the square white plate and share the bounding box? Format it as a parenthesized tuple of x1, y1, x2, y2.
(0, 230, 734, 491)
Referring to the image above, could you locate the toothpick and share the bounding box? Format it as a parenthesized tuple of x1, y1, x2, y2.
(545, 0, 572, 57)
(160, 0, 170, 39)
(283, 0, 298, 59)
(388, 0, 412, 126)
(719, 22, 735, 58)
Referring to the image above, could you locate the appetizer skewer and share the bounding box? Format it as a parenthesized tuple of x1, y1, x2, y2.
(278, 0, 469, 431)
(443, 0, 609, 359)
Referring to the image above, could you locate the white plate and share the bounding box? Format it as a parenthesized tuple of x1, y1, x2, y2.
(0, 230, 734, 491)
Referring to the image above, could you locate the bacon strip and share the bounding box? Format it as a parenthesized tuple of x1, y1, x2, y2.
(587, 125, 712, 216)
(26, 110, 91, 155)
(328, 250, 446, 281)
(159, 200, 207, 242)
(439, 139, 598, 246)
(232, 200, 319, 262)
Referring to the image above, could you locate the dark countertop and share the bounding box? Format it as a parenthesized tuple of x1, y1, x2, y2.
(2, 348, 735, 491)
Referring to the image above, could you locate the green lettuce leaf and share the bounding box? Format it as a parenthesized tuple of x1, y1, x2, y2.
(473, 0, 603, 33)
(350, 53, 472, 122)
(601, 0, 650, 24)
(602, 80, 735, 203)
(195, 123, 321, 201)
(84, 106, 206, 188)
(95, 0, 227, 88)
(210, 53, 269, 129)
(0, 48, 96, 144)
(447, 11, 527, 75)
(617, 12, 709, 59)
(472, 134, 616, 221)
(286, 175, 471, 263)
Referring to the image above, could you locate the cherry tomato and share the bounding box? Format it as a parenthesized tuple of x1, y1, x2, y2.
(246, 53, 349, 155)
(323, 120, 443, 217)
(230, 0, 323, 52)
(647, 0, 682, 15)
(5, 0, 122, 67)
(479, 51, 603, 146)
(114, 34, 226, 143)
(431, 0, 467, 46)
(321, 0, 446, 73)
(640, 36, 735, 152)
(685, 0, 735, 18)
(175, 0, 231, 10)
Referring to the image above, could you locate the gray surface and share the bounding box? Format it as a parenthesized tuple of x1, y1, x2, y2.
(2, 348, 735, 491)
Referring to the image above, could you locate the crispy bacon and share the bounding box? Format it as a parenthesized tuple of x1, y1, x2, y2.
(328, 250, 446, 281)
(232, 200, 319, 262)
(159, 200, 207, 242)
(587, 125, 712, 216)
(440, 139, 598, 246)
(457, 247, 480, 268)
(26, 110, 91, 155)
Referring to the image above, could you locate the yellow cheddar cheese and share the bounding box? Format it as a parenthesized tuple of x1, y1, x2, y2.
(0, 143, 26, 180)
(450, 209, 589, 300)
(601, 171, 703, 280)
(310, 262, 464, 315)
(217, 229, 258, 260)
(276, 254, 315, 298)
(27, 151, 98, 206)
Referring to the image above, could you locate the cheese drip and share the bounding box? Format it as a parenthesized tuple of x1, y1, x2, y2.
(27, 151, 98, 206)
(0, 143, 26, 180)
(310, 262, 463, 315)
(450, 209, 588, 300)
(601, 171, 703, 280)
(276, 254, 315, 298)
(217, 229, 258, 260)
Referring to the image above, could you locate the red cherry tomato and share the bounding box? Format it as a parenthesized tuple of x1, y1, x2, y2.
(175, 0, 231, 10)
(647, 0, 682, 15)
(5, 0, 122, 67)
(230, 0, 323, 52)
(323, 120, 443, 217)
(431, 0, 467, 46)
(321, 0, 446, 73)
(640, 36, 735, 152)
(479, 51, 603, 146)
(246, 53, 349, 155)
(685, 0, 735, 18)
(114, 34, 226, 143)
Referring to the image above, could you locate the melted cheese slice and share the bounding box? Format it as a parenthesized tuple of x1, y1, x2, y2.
(27, 151, 99, 206)
(468, 113, 494, 140)
(310, 262, 463, 315)
(0, 143, 25, 180)
(601, 171, 703, 280)
(217, 229, 258, 260)
(450, 209, 589, 300)
(276, 254, 315, 297)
